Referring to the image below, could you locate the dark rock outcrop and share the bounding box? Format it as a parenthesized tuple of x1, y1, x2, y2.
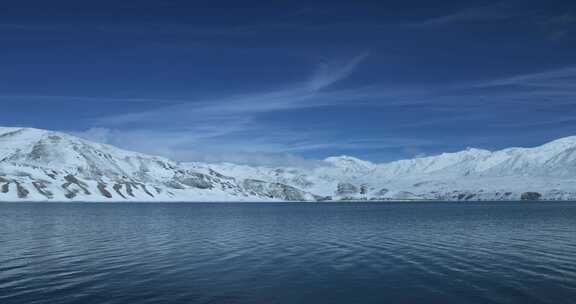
(97, 183, 113, 198)
(521, 192, 542, 200)
(336, 183, 358, 195)
(175, 172, 213, 189)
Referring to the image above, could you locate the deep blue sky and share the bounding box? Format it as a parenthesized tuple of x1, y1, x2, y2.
(2, 0, 576, 165)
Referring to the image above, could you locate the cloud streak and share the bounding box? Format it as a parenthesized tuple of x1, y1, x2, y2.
(470, 65, 576, 88)
(78, 53, 375, 164)
(0, 95, 190, 103)
(96, 53, 370, 129)
(404, 2, 576, 41)
(66, 55, 576, 166)
(405, 3, 523, 28)
(308, 51, 370, 91)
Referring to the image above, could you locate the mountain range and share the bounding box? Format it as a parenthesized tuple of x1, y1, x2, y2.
(1, 127, 575, 202)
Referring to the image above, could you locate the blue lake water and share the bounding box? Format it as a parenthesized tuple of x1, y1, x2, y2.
(1, 202, 576, 304)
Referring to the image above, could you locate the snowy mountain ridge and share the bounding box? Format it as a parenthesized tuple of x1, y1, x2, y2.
(0, 127, 318, 202)
(1, 127, 576, 202)
(204, 136, 576, 201)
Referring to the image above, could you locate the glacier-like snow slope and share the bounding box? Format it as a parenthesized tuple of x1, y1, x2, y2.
(1, 127, 576, 202)
(202, 137, 576, 201)
(0, 127, 317, 202)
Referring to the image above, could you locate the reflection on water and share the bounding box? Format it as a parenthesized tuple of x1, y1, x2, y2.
(1, 202, 576, 304)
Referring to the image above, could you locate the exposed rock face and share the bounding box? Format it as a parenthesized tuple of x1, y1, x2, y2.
(0, 127, 318, 202)
(336, 183, 358, 196)
(205, 137, 576, 201)
(15, 182, 29, 198)
(267, 183, 310, 201)
(97, 183, 112, 198)
(376, 188, 389, 196)
(521, 192, 542, 201)
(242, 179, 313, 201)
(174, 171, 211, 189)
(32, 181, 52, 198)
(3, 127, 576, 202)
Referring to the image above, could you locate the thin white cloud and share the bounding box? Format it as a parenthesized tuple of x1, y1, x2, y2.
(470, 65, 576, 88)
(0, 95, 189, 103)
(71, 126, 437, 167)
(405, 3, 528, 28)
(75, 53, 374, 164)
(307, 51, 370, 91)
(70, 61, 576, 166)
(95, 53, 370, 135)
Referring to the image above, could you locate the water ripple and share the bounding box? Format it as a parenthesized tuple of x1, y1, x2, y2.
(1, 202, 576, 304)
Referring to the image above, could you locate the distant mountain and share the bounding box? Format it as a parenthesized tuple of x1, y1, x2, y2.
(0, 127, 317, 202)
(201, 137, 576, 201)
(1, 127, 575, 202)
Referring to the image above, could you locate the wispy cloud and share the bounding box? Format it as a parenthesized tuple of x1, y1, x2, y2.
(536, 12, 576, 40)
(73, 61, 576, 165)
(96, 53, 370, 128)
(75, 53, 375, 164)
(404, 2, 576, 41)
(72, 126, 438, 166)
(405, 3, 523, 28)
(0, 95, 190, 103)
(308, 51, 370, 91)
(470, 65, 576, 88)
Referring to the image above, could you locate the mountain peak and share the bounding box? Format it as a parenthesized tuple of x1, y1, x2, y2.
(323, 155, 374, 171)
(0, 126, 318, 202)
(2, 126, 576, 202)
(540, 135, 576, 149)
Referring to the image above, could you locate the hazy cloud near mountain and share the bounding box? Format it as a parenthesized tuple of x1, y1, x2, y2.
(66, 61, 576, 166)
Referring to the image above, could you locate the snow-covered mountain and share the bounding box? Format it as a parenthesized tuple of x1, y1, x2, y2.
(0, 127, 317, 202)
(203, 137, 576, 201)
(1, 126, 576, 202)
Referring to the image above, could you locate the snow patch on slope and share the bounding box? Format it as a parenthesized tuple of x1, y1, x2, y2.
(2, 127, 576, 202)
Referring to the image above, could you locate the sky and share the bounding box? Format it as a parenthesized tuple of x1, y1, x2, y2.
(2, 0, 576, 166)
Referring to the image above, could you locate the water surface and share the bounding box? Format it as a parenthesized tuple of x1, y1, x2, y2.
(1, 202, 575, 304)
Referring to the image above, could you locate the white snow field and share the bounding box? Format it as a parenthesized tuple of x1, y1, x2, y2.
(1, 127, 575, 202)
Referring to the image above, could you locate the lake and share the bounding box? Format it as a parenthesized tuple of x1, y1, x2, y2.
(1, 202, 575, 304)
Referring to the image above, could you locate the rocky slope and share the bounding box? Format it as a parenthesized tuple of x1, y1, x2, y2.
(1, 127, 576, 202)
(0, 127, 317, 202)
(203, 137, 576, 201)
